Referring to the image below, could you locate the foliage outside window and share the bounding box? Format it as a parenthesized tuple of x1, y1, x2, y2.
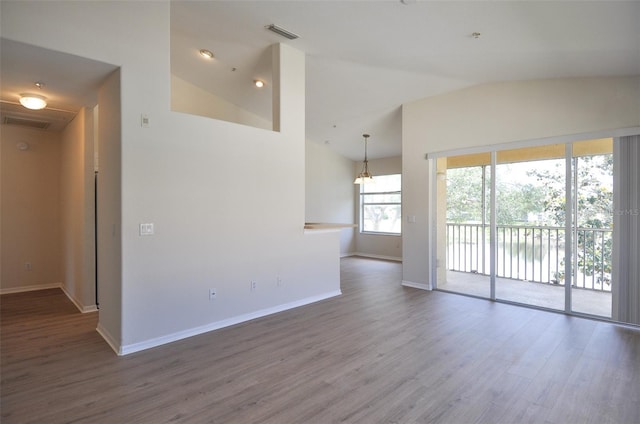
(360, 174, 401, 234)
(446, 154, 613, 283)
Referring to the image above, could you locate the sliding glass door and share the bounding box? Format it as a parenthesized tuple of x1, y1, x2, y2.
(436, 155, 491, 298)
(570, 140, 613, 317)
(495, 149, 566, 311)
(435, 139, 614, 318)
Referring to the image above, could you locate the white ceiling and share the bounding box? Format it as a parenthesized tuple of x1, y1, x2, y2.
(2, 1, 639, 159)
(0, 39, 118, 131)
(171, 0, 640, 160)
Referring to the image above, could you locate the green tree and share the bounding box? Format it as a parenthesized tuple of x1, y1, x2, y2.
(527, 154, 613, 283)
(446, 155, 613, 285)
(446, 167, 484, 223)
(446, 165, 546, 225)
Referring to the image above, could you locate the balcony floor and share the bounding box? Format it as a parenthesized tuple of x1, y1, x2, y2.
(438, 271, 612, 318)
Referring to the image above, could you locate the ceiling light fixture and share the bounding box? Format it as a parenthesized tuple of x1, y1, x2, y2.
(354, 134, 374, 185)
(199, 49, 214, 59)
(266, 24, 299, 40)
(254, 80, 265, 88)
(19, 93, 47, 110)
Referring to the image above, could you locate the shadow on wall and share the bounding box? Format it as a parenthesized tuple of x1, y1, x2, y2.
(170, 32, 273, 131)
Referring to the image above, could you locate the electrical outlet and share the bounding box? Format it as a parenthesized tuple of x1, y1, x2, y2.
(250, 281, 257, 291)
(209, 288, 217, 300)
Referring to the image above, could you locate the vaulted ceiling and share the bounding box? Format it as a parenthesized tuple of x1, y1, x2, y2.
(171, 1, 640, 159)
(2, 1, 639, 160)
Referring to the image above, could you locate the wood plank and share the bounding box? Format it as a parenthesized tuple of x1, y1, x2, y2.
(2, 257, 639, 423)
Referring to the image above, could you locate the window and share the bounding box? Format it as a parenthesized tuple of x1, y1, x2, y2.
(360, 174, 401, 234)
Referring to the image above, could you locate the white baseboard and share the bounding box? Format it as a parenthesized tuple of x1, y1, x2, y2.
(0, 283, 98, 313)
(96, 323, 121, 355)
(352, 252, 402, 262)
(60, 286, 98, 314)
(402, 280, 432, 291)
(118, 290, 343, 356)
(0, 283, 61, 295)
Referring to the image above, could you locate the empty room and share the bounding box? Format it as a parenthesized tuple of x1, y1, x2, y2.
(1, 1, 639, 423)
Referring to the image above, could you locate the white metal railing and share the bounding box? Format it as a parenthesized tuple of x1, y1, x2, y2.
(446, 223, 612, 292)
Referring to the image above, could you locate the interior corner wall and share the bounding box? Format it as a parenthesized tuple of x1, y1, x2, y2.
(0, 125, 62, 292)
(355, 156, 403, 261)
(60, 107, 96, 311)
(96, 69, 122, 349)
(170, 75, 271, 131)
(2, 1, 340, 354)
(305, 140, 356, 255)
(402, 75, 640, 288)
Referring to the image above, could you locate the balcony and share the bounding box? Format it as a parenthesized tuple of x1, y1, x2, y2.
(440, 223, 612, 317)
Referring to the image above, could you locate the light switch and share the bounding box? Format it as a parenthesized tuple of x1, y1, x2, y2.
(141, 114, 150, 128)
(407, 215, 416, 223)
(139, 223, 154, 236)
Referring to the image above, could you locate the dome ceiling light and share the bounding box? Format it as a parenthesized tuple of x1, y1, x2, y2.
(19, 81, 47, 110)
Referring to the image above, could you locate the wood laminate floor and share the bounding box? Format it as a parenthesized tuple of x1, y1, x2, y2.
(1, 257, 639, 423)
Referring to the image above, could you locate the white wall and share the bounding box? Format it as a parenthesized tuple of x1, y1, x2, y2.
(60, 108, 96, 311)
(171, 75, 271, 131)
(94, 68, 123, 349)
(0, 125, 62, 292)
(2, 108, 97, 310)
(1, 1, 341, 354)
(355, 156, 402, 261)
(305, 140, 356, 256)
(402, 76, 640, 288)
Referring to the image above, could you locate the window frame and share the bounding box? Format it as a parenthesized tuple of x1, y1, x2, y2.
(359, 174, 402, 236)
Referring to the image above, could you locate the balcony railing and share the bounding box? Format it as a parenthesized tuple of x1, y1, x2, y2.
(446, 223, 612, 292)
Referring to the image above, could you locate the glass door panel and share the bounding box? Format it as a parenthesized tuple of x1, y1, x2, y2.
(436, 154, 491, 298)
(570, 139, 613, 317)
(433, 138, 614, 319)
(494, 151, 566, 310)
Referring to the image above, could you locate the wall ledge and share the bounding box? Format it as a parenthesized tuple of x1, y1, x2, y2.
(304, 222, 356, 232)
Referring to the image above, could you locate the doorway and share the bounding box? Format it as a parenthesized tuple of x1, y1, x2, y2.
(435, 138, 613, 318)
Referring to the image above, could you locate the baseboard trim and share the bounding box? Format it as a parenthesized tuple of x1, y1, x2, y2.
(352, 253, 402, 262)
(402, 280, 432, 291)
(60, 286, 98, 314)
(119, 290, 343, 356)
(1, 284, 98, 312)
(0, 283, 61, 295)
(96, 324, 121, 355)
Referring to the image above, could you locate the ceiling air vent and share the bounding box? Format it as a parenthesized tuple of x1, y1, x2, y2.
(4, 116, 51, 130)
(266, 24, 299, 40)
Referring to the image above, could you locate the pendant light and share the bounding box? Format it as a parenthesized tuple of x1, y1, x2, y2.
(354, 134, 374, 184)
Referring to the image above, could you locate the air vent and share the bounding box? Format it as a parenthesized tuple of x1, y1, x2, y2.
(4, 116, 51, 130)
(266, 24, 299, 40)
